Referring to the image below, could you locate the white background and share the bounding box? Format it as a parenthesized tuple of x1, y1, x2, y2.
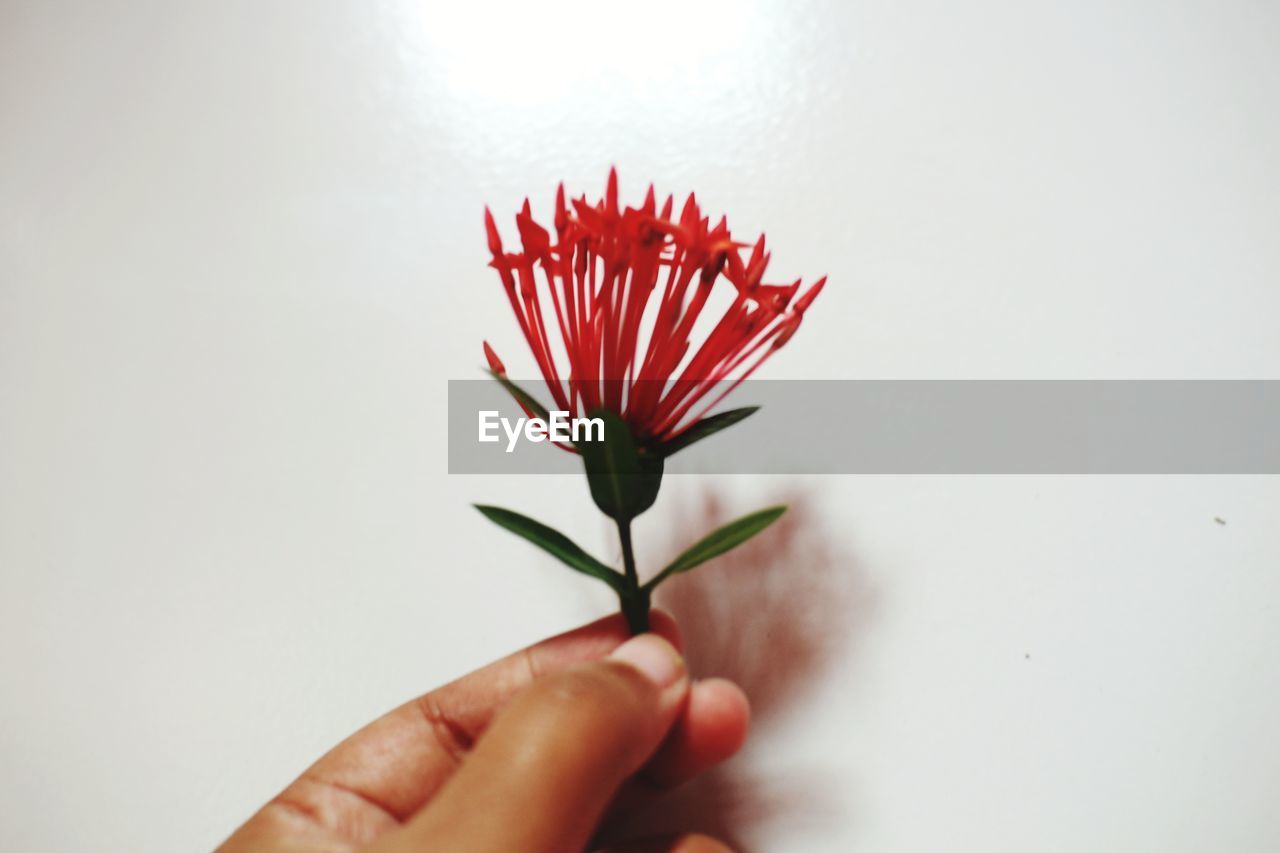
(3, 1, 1278, 850)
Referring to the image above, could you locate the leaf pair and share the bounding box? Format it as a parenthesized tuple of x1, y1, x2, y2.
(475, 503, 786, 592)
(479, 372, 780, 605)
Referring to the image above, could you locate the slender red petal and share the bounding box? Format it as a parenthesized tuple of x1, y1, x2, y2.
(554, 184, 568, 237)
(484, 207, 503, 256)
(793, 275, 827, 313)
(483, 341, 506, 375)
(606, 168, 619, 217)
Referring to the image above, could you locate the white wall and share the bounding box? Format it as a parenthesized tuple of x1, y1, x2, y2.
(2, 1, 1277, 850)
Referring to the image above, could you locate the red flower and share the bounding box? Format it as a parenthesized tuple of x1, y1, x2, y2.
(483, 169, 825, 447)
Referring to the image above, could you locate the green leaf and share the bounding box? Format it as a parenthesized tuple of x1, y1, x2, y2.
(474, 504, 623, 592)
(655, 406, 759, 457)
(576, 408, 664, 521)
(486, 370, 551, 422)
(646, 505, 787, 589)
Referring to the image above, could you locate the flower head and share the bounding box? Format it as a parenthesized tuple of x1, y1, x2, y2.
(484, 169, 825, 447)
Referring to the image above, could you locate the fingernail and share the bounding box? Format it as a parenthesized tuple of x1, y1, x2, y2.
(610, 634, 684, 688)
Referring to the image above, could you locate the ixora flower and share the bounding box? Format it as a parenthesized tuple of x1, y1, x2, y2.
(475, 170, 825, 633)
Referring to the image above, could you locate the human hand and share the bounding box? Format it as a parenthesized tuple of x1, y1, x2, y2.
(220, 611, 750, 852)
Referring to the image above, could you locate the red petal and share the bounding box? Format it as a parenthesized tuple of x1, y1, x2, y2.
(483, 341, 506, 375)
(516, 209, 551, 258)
(554, 183, 568, 236)
(484, 207, 503, 256)
(793, 276, 827, 313)
(606, 167, 619, 216)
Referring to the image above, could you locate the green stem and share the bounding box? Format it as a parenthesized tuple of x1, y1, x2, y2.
(616, 518, 650, 634)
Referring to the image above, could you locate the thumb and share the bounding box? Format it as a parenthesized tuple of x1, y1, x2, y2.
(383, 633, 689, 853)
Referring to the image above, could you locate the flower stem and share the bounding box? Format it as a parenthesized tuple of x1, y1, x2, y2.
(616, 518, 650, 634)
(617, 518, 637, 585)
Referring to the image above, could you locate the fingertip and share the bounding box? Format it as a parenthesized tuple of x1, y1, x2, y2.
(503, 611, 688, 716)
(643, 678, 750, 788)
(608, 633, 686, 690)
(687, 678, 751, 760)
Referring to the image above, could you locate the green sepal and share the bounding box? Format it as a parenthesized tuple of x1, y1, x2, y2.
(486, 370, 551, 422)
(654, 406, 759, 457)
(645, 505, 787, 590)
(576, 408, 664, 522)
(474, 504, 624, 592)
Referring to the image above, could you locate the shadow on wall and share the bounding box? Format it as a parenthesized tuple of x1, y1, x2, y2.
(625, 486, 876, 851)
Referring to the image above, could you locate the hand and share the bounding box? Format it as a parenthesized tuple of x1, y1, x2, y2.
(220, 611, 750, 852)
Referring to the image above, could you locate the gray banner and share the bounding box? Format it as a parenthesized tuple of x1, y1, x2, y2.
(447, 380, 1280, 474)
